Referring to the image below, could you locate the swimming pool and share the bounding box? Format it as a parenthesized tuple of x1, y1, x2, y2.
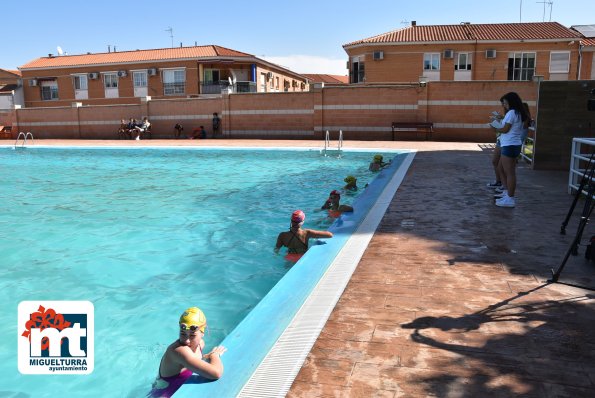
(0, 146, 410, 397)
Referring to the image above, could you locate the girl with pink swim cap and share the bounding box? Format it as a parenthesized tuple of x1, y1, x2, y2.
(274, 210, 333, 262)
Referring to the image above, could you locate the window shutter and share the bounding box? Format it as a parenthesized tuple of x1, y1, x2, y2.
(549, 52, 570, 73)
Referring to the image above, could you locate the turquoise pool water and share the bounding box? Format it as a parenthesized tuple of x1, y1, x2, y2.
(0, 147, 402, 397)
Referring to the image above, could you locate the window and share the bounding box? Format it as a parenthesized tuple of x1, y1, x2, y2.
(103, 73, 118, 88)
(549, 51, 570, 73)
(507, 52, 536, 81)
(423, 53, 440, 70)
(41, 83, 58, 101)
(270, 74, 274, 89)
(73, 75, 88, 90)
(350, 56, 365, 83)
(455, 53, 472, 71)
(275, 76, 279, 90)
(163, 69, 185, 95)
(133, 71, 147, 87)
(204, 69, 220, 84)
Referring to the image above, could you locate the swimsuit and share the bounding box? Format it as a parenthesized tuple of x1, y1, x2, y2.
(151, 345, 202, 397)
(286, 230, 308, 254)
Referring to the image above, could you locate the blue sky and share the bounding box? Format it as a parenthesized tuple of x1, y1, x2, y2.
(2, 0, 593, 74)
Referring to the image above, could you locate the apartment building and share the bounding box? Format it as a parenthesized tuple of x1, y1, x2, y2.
(18, 45, 308, 107)
(343, 22, 591, 84)
(0, 68, 23, 110)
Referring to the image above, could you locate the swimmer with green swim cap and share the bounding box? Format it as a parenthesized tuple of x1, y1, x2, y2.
(152, 307, 227, 394)
(369, 154, 389, 172)
(343, 175, 358, 191)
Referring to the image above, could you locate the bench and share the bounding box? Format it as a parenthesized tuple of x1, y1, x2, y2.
(391, 122, 433, 140)
(0, 126, 12, 139)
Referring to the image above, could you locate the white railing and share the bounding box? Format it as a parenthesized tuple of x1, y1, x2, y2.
(322, 130, 343, 157)
(520, 126, 535, 164)
(568, 137, 595, 195)
(14, 132, 34, 148)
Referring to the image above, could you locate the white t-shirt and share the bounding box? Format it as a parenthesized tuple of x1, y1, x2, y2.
(499, 109, 523, 146)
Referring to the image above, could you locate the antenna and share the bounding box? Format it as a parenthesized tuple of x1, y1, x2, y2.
(400, 20, 410, 26)
(536, 0, 553, 22)
(165, 27, 174, 48)
(519, 0, 522, 22)
(57, 46, 64, 56)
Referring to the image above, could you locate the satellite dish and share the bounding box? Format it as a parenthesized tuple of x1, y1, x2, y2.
(228, 77, 233, 86)
(57, 46, 64, 56)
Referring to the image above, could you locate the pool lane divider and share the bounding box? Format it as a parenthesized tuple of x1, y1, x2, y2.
(173, 151, 416, 398)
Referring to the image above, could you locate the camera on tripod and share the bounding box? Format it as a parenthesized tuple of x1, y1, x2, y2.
(588, 88, 595, 111)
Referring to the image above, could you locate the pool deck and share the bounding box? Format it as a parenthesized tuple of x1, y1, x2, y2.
(5, 139, 594, 397)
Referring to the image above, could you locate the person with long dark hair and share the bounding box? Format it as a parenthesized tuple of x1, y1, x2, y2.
(491, 92, 528, 208)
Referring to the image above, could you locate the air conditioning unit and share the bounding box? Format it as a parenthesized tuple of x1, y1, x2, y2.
(443, 49, 454, 59)
(88, 72, 99, 79)
(117, 70, 127, 77)
(373, 51, 384, 60)
(28, 79, 38, 87)
(148, 68, 158, 76)
(486, 49, 497, 59)
(266, 72, 273, 80)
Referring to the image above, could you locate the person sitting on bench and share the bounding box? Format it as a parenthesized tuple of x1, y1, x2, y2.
(174, 123, 184, 139)
(134, 117, 151, 140)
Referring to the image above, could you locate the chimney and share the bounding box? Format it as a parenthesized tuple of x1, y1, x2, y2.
(108, 45, 111, 53)
(411, 21, 416, 26)
(114, 46, 117, 52)
(180, 42, 183, 47)
(48, 53, 53, 58)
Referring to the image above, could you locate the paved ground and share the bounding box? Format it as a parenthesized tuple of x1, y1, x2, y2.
(4, 139, 594, 397)
(288, 145, 595, 397)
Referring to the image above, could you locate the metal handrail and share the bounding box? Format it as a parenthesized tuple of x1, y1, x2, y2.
(520, 126, 535, 164)
(323, 130, 330, 156)
(338, 130, 343, 152)
(14, 131, 34, 148)
(568, 137, 595, 196)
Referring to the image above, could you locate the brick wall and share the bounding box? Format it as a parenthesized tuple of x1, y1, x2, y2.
(12, 81, 538, 142)
(346, 41, 584, 83)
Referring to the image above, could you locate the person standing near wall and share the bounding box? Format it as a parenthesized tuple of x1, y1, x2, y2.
(492, 92, 528, 208)
(212, 113, 221, 138)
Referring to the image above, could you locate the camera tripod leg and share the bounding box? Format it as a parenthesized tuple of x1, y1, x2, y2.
(561, 151, 595, 235)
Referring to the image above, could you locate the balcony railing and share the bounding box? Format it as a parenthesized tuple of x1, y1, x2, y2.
(201, 81, 257, 94)
(164, 82, 185, 95)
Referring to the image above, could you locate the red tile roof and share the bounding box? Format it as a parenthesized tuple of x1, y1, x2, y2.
(344, 22, 582, 47)
(0, 68, 22, 77)
(301, 74, 349, 84)
(20, 45, 254, 69)
(583, 38, 595, 46)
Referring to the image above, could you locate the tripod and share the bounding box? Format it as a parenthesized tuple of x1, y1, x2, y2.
(560, 150, 595, 236)
(550, 157, 595, 290)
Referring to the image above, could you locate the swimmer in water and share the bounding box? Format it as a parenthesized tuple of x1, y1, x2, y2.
(274, 210, 333, 260)
(369, 154, 389, 172)
(321, 190, 354, 213)
(343, 175, 358, 191)
(153, 307, 226, 393)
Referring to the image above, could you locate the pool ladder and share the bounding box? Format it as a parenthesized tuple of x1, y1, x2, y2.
(14, 132, 34, 148)
(322, 130, 343, 157)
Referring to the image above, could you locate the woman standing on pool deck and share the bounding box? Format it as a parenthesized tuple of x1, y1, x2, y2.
(152, 307, 226, 397)
(491, 92, 528, 208)
(275, 210, 333, 262)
